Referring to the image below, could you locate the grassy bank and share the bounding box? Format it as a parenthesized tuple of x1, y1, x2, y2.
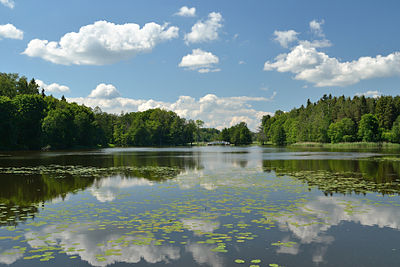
(289, 142, 400, 150)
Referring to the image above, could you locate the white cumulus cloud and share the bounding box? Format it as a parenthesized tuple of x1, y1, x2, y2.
(355, 90, 381, 99)
(298, 39, 332, 48)
(0, 0, 14, 9)
(175, 6, 196, 17)
(36, 79, 70, 94)
(0, 23, 23, 39)
(88, 83, 120, 99)
(264, 43, 400, 87)
(184, 12, 222, 44)
(68, 90, 274, 131)
(179, 49, 219, 73)
(273, 30, 299, 48)
(23, 20, 179, 65)
(265, 20, 400, 87)
(309, 19, 325, 37)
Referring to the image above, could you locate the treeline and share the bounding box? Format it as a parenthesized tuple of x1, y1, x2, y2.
(219, 122, 252, 145)
(0, 93, 107, 150)
(109, 109, 197, 146)
(1, 73, 253, 150)
(261, 94, 400, 145)
(198, 128, 221, 143)
(194, 121, 253, 145)
(0, 73, 200, 149)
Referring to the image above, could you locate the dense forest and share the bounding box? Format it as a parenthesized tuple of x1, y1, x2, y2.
(261, 94, 400, 145)
(7, 72, 399, 149)
(0, 73, 197, 149)
(219, 122, 253, 145)
(0, 73, 253, 150)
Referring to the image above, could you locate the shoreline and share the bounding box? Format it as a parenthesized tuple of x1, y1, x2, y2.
(288, 142, 400, 150)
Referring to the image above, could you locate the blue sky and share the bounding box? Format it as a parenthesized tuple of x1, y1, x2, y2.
(1, 0, 400, 130)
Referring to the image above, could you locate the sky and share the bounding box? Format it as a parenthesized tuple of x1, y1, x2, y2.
(1, 0, 400, 130)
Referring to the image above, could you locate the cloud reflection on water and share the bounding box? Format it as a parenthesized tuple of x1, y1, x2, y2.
(274, 196, 400, 263)
(89, 176, 154, 202)
(24, 225, 180, 267)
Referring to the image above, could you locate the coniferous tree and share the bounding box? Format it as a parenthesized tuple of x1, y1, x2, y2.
(261, 95, 400, 145)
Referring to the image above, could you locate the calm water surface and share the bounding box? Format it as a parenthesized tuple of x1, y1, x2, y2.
(0, 146, 400, 266)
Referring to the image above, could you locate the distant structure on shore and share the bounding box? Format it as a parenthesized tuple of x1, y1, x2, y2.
(207, 141, 230, 146)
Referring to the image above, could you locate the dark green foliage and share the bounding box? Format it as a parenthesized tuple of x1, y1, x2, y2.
(0, 95, 197, 150)
(112, 108, 196, 147)
(358, 114, 380, 142)
(71, 103, 97, 146)
(191, 120, 220, 143)
(42, 108, 75, 148)
(328, 118, 356, 143)
(272, 125, 286, 146)
(262, 111, 289, 144)
(238, 124, 252, 145)
(220, 128, 230, 142)
(390, 115, 400, 143)
(219, 122, 252, 145)
(256, 126, 267, 145)
(0, 73, 39, 98)
(41, 102, 98, 148)
(261, 115, 273, 141)
(0, 96, 16, 148)
(261, 95, 400, 145)
(198, 128, 220, 142)
(195, 119, 204, 143)
(184, 120, 197, 145)
(0, 73, 18, 98)
(17, 77, 39, 95)
(12, 94, 46, 149)
(375, 96, 396, 129)
(93, 107, 117, 146)
(0, 73, 199, 150)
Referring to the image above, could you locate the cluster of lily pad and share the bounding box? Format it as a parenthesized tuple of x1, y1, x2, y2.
(0, 165, 181, 180)
(0, 204, 38, 227)
(271, 169, 400, 195)
(0, 173, 312, 266)
(1, 158, 400, 266)
(234, 258, 263, 266)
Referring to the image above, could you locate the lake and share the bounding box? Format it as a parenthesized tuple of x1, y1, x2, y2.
(0, 146, 400, 266)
